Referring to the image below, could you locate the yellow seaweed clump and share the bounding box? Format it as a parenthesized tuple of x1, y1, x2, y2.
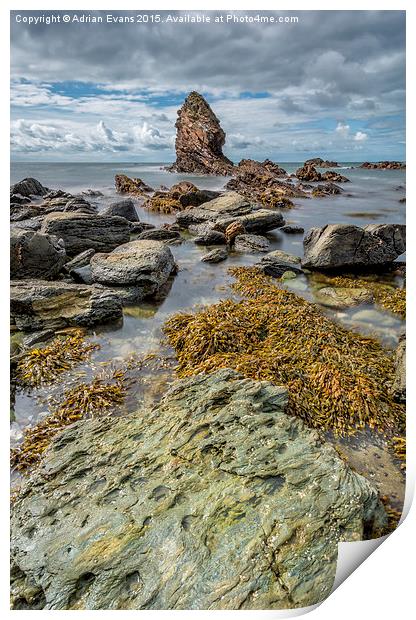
(11, 368, 127, 472)
(259, 190, 294, 209)
(392, 435, 406, 469)
(164, 267, 404, 436)
(144, 195, 182, 214)
(15, 331, 99, 388)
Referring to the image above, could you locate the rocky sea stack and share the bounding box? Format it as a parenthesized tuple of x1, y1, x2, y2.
(168, 91, 234, 175)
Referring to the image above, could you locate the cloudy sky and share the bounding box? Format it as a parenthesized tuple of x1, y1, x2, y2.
(10, 10, 405, 162)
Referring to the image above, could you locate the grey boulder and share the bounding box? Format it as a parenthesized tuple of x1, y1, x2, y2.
(10, 369, 386, 610)
(10, 279, 122, 332)
(201, 248, 228, 263)
(101, 199, 139, 222)
(41, 213, 131, 256)
(11, 229, 66, 279)
(90, 240, 175, 298)
(234, 233, 270, 253)
(302, 224, 406, 270)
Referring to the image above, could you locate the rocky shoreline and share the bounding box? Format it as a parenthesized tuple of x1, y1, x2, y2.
(10, 90, 406, 610)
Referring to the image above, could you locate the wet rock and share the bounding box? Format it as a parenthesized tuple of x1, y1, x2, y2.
(101, 199, 139, 222)
(10, 229, 66, 279)
(81, 189, 104, 197)
(302, 224, 406, 270)
(10, 205, 42, 222)
(391, 335, 406, 402)
(10, 280, 122, 332)
(311, 183, 343, 197)
(261, 250, 301, 265)
(280, 225, 304, 234)
(224, 221, 246, 244)
(295, 164, 322, 182)
(256, 250, 303, 278)
(115, 174, 153, 196)
(137, 229, 181, 242)
(90, 240, 176, 300)
(234, 233, 270, 253)
(194, 230, 227, 246)
(176, 192, 285, 234)
(304, 158, 339, 168)
(41, 213, 131, 256)
(10, 178, 48, 204)
(321, 171, 350, 183)
(359, 161, 405, 170)
(10, 369, 386, 610)
(313, 286, 374, 309)
(201, 248, 228, 263)
(64, 249, 96, 272)
(168, 91, 234, 175)
(10, 217, 44, 232)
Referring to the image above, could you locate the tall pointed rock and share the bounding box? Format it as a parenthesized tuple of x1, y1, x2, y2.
(169, 91, 234, 175)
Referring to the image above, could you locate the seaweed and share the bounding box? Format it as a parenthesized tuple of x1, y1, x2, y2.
(11, 368, 127, 472)
(391, 435, 406, 469)
(164, 267, 404, 436)
(15, 331, 99, 389)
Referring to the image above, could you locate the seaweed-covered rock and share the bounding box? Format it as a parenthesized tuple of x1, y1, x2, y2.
(41, 213, 131, 256)
(295, 164, 322, 182)
(101, 199, 139, 222)
(304, 158, 339, 168)
(168, 91, 234, 174)
(302, 224, 406, 270)
(10, 229, 66, 279)
(359, 161, 405, 170)
(313, 286, 374, 309)
(392, 335, 406, 402)
(10, 280, 122, 332)
(90, 240, 175, 294)
(10, 369, 386, 610)
(115, 174, 153, 195)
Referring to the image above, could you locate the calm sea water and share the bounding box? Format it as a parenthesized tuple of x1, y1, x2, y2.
(10, 161, 406, 506)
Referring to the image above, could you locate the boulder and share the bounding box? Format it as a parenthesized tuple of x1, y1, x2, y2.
(280, 225, 305, 235)
(391, 335, 406, 402)
(137, 229, 181, 242)
(41, 213, 131, 256)
(176, 192, 284, 233)
(234, 233, 270, 253)
(302, 224, 406, 270)
(313, 286, 374, 309)
(100, 199, 139, 222)
(10, 229, 66, 279)
(90, 240, 175, 298)
(10, 280, 122, 332)
(201, 248, 228, 263)
(115, 174, 153, 196)
(168, 91, 234, 175)
(64, 249, 96, 272)
(194, 230, 227, 246)
(10, 178, 48, 203)
(10, 369, 386, 610)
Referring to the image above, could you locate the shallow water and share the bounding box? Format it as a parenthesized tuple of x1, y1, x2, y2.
(10, 161, 406, 505)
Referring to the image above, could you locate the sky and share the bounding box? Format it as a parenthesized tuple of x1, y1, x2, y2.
(10, 10, 406, 162)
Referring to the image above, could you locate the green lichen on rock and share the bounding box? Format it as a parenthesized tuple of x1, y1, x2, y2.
(10, 370, 387, 610)
(164, 267, 404, 436)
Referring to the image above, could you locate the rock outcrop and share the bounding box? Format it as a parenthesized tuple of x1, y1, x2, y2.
(10, 369, 386, 610)
(10, 178, 48, 206)
(304, 158, 339, 168)
(168, 91, 234, 175)
(115, 175, 153, 196)
(302, 224, 406, 270)
(10, 280, 122, 332)
(295, 165, 322, 182)
(41, 213, 131, 256)
(90, 240, 176, 300)
(10, 230, 66, 280)
(176, 192, 285, 233)
(359, 161, 405, 170)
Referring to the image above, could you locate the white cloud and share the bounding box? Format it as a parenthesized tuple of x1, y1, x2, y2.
(354, 131, 368, 141)
(335, 122, 350, 137)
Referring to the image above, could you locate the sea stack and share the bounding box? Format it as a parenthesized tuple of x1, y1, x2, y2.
(168, 91, 234, 175)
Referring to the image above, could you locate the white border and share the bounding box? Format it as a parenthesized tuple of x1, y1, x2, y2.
(1, 2, 414, 618)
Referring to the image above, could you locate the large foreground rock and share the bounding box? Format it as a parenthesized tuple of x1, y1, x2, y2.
(302, 224, 406, 270)
(10, 280, 122, 332)
(168, 91, 234, 175)
(90, 240, 175, 297)
(41, 213, 131, 256)
(176, 192, 284, 233)
(10, 229, 66, 279)
(10, 369, 386, 610)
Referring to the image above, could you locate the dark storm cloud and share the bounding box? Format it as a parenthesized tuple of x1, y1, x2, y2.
(11, 10, 405, 97)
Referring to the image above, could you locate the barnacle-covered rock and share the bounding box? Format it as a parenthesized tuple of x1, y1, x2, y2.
(11, 369, 386, 610)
